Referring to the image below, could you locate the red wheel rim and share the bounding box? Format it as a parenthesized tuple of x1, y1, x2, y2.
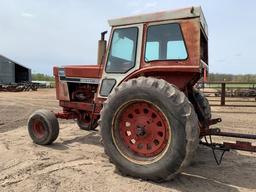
(32, 119, 46, 139)
(113, 101, 170, 160)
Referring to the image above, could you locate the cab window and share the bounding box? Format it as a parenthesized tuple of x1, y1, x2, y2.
(145, 23, 187, 62)
(106, 27, 138, 73)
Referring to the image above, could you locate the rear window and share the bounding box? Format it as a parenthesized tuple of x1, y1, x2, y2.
(145, 23, 188, 62)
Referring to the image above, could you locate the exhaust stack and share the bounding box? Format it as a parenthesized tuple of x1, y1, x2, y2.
(97, 31, 108, 65)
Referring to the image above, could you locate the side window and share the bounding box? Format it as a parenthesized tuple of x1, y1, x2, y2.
(106, 27, 138, 73)
(145, 23, 187, 62)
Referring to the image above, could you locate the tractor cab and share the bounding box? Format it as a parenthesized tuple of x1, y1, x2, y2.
(99, 6, 208, 98)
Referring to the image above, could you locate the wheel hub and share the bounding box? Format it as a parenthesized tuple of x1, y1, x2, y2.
(136, 126, 146, 137)
(32, 120, 45, 139)
(115, 101, 170, 158)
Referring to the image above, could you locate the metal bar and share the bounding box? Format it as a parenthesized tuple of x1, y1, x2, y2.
(55, 111, 78, 120)
(210, 131, 256, 139)
(59, 101, 94, 112)
(200, 141, 256, 152)
(205, 81, 256, 84)
(210, 104, 256, 107)
(223, 141, 256, 152)
(89, 102, 97, 129)
(208, 118, 222, 126)
(208, 99, 256, 102)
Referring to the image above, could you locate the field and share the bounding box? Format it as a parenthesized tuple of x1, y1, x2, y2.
(0, 89, 255, 192)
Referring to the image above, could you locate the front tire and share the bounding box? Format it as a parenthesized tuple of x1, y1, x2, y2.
(100, 77, 199, 181)
(28, 109, 59, 145)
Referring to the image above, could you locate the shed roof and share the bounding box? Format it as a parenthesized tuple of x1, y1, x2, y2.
(0, 54, 30, 70)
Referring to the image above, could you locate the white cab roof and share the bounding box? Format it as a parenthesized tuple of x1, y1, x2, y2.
(108, 6, 208, 35)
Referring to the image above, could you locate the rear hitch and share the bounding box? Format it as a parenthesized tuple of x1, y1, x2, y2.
(208, 118, 222, 126)
(201, 128, 256, 152)
(200, 118, 256, 165)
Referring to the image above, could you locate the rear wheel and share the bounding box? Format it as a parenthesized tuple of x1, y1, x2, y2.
(28, 109, 59, 145)
(100, 77, 199, 181)
(193, 88, 211, 122)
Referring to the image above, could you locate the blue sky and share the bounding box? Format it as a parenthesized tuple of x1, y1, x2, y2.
(0, 0, 255, 75)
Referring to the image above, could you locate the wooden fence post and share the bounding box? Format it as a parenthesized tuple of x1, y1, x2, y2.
(221, 83, 226, 106)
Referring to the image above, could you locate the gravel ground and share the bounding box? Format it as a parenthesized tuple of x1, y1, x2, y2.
(0, 89, 255, 192)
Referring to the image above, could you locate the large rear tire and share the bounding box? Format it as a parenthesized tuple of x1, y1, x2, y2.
(100, 77, 199, 181)
(28, 109, 59, 145)
(193, 88, 211, 122)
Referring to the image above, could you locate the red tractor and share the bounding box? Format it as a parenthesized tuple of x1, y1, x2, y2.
(28, 7, 256, 181)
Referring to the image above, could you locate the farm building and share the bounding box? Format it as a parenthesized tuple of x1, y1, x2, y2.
(0, 55, 31, 84)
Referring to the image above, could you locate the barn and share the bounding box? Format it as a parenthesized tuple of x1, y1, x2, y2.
(0, 55, 31, 84)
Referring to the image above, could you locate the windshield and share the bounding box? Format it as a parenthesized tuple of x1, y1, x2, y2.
(145, 23, 188, 62)
(106, 27, 138, 73)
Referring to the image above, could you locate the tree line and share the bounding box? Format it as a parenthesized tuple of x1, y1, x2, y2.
(32, 73, 54, 81)
(208, 73, 256, 82)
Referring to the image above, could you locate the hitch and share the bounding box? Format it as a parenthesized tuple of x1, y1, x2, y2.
(208, 118, 222, 126)
(200, 118, 256, 165)
(201, 128, 256, 152)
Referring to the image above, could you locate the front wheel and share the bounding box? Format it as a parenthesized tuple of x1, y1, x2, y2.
(28, 109, 59, 145)
(100, 77, 199, 181)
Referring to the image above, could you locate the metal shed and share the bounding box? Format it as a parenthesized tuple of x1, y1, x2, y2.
(0, 55, 31, 84)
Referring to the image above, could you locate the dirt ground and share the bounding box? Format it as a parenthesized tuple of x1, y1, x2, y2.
(0, 89, 255, 192)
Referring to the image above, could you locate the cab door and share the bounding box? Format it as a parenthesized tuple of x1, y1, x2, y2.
(98, 24, 143, 98)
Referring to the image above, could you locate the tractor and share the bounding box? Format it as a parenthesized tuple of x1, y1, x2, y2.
(28, 7, 256, 181)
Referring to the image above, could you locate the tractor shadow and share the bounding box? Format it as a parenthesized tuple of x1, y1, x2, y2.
(61, 131, 102, 146)
(48, 131, 102, 151)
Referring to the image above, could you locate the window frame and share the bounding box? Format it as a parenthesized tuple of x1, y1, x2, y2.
(144, 23, 189, 63)
(105, 27, 139, 74)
